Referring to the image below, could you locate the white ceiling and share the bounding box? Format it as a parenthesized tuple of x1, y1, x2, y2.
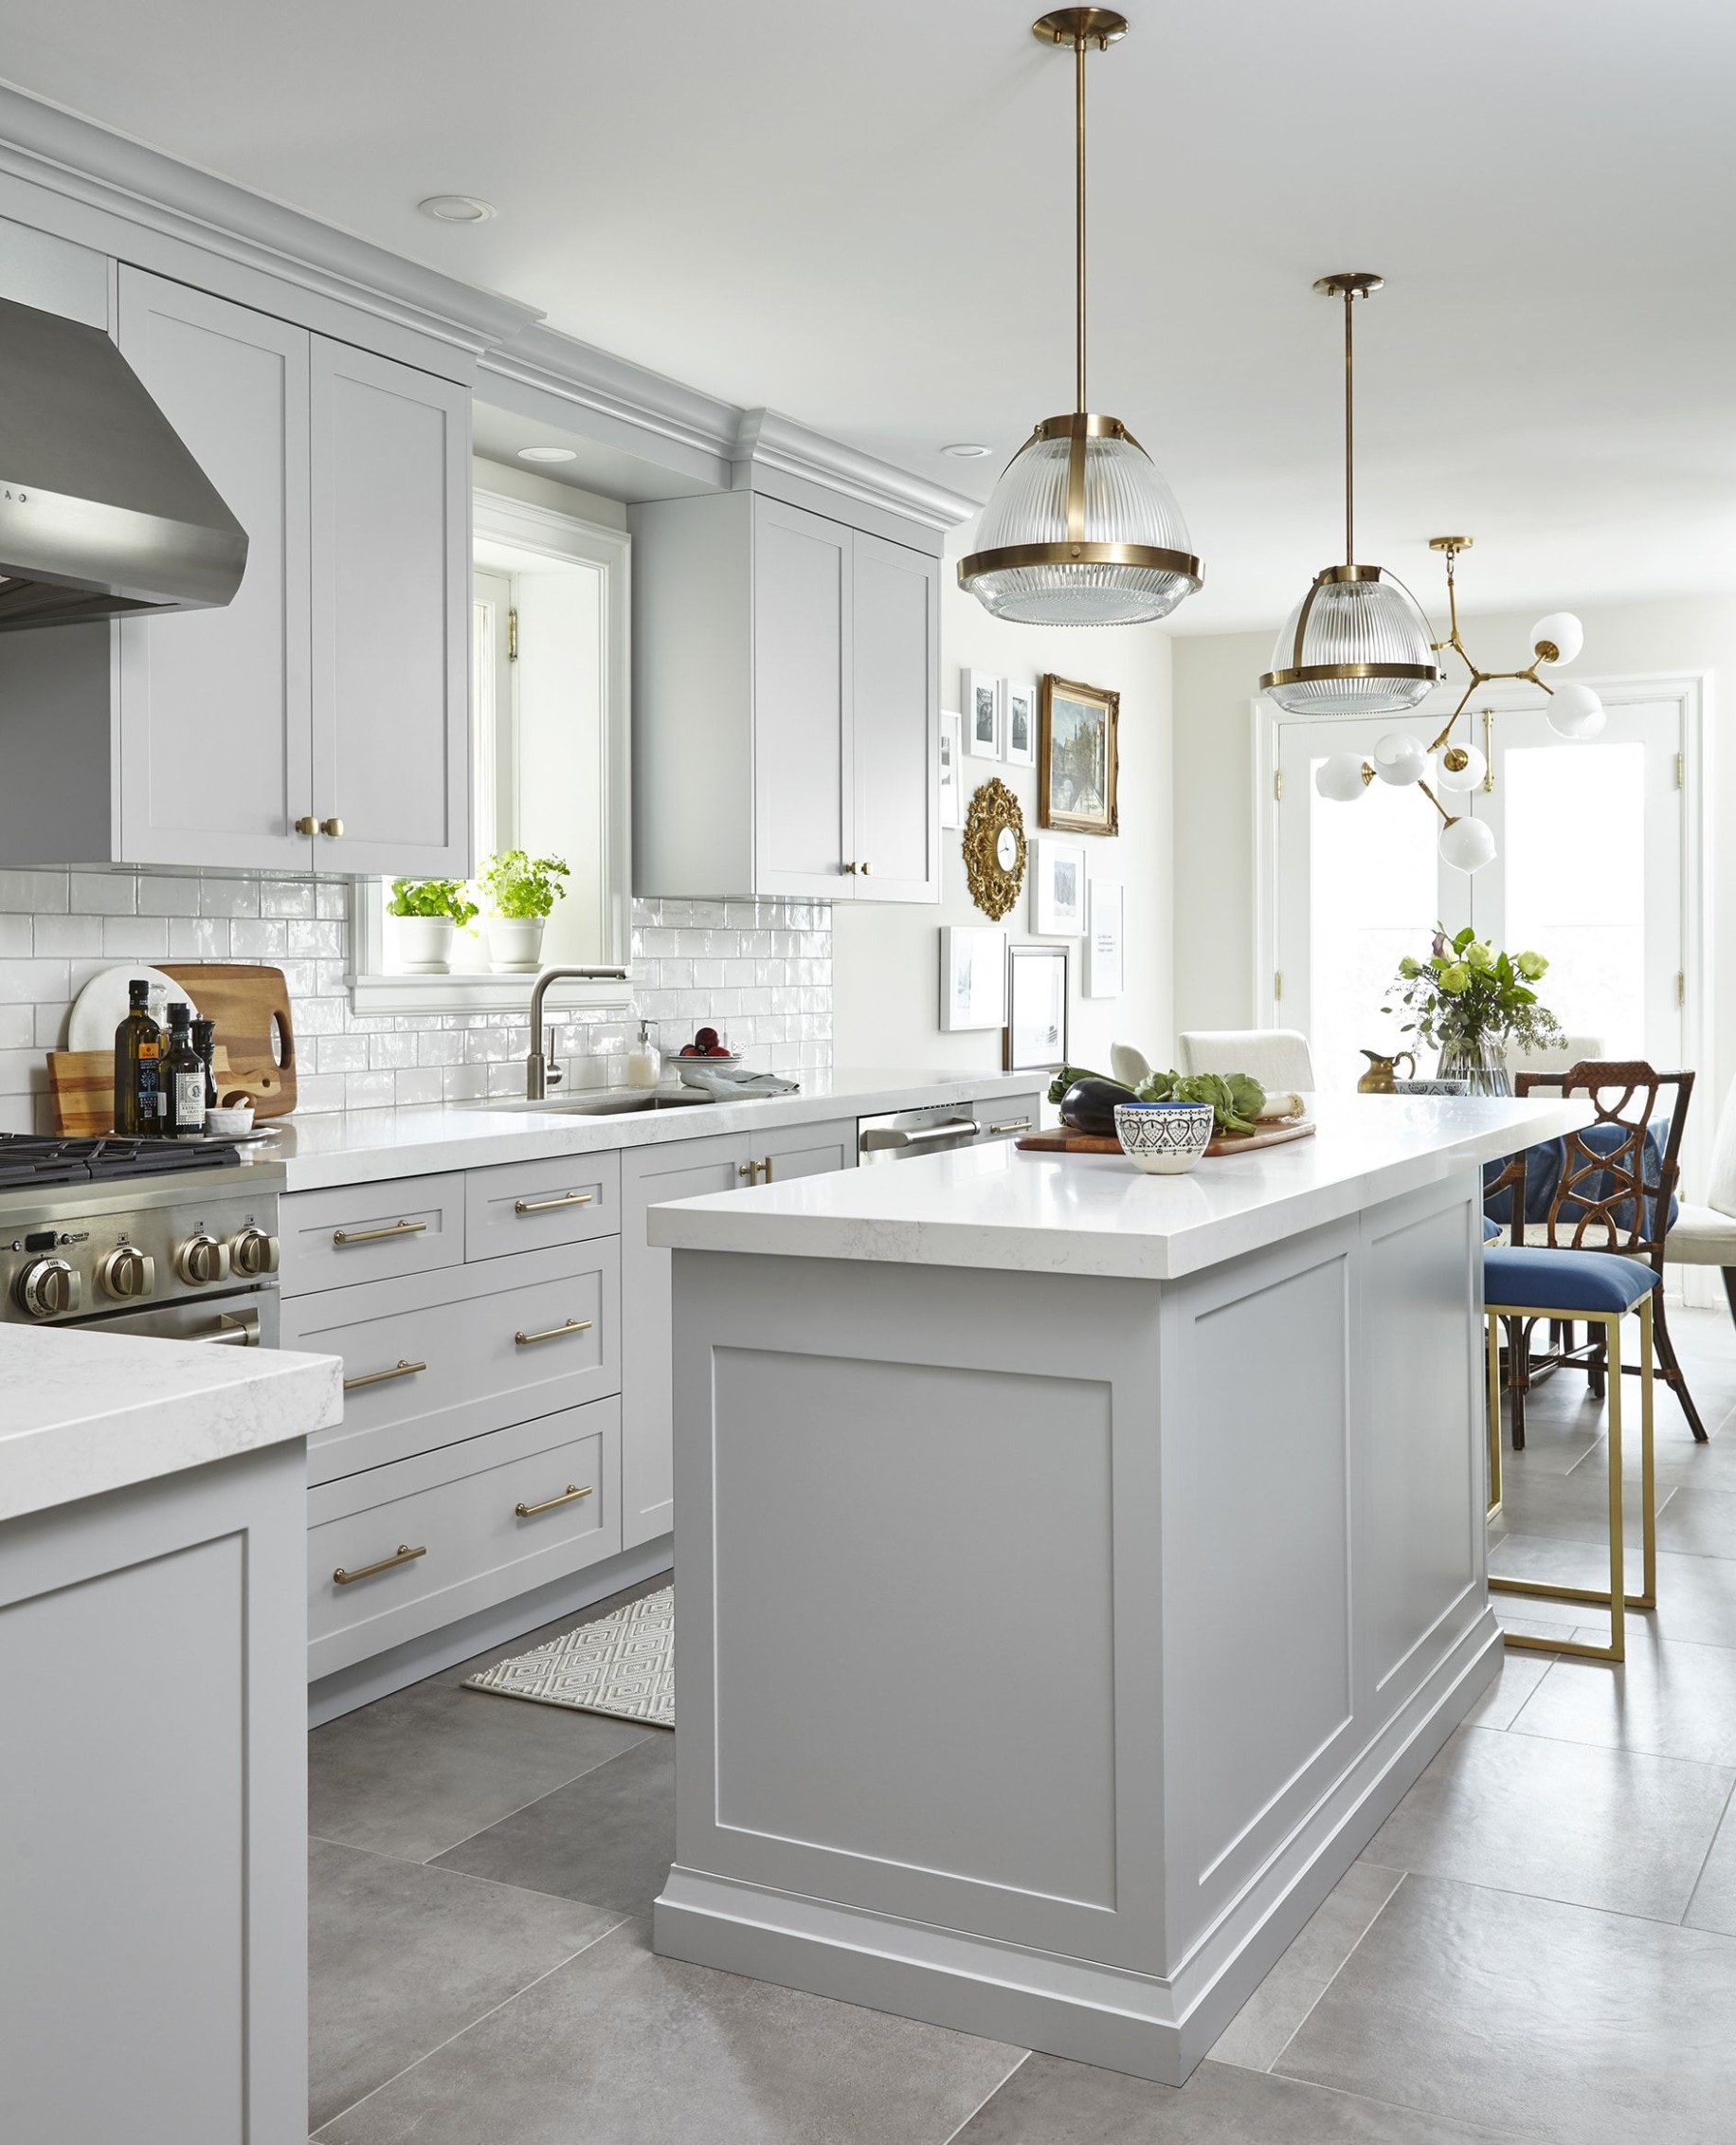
(8, 0, 1736, 631)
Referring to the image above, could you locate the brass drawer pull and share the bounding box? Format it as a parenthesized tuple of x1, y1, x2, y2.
(986, 1118, 1033, 1136)
(334, 1543, 425, 1586)
(514, 1191, 595, 1215)
(343, 1357, 427, 1392)
(515, 1317, 593, 1347)
(333, 1219, 428, 1247)
(515, 1482, 593, 1518)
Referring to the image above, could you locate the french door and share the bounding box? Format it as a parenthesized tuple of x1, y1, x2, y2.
(1272, 692, 1688, 1096)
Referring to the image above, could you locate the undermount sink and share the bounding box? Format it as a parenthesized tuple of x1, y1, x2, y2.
(467, 1089, 718, 1116)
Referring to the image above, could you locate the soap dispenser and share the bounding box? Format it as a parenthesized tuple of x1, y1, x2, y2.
(626, 1016, 660, 1091)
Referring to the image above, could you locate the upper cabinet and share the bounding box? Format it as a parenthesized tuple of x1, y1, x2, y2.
(0, 266, 471, 876)
(631, 491, 938, 904)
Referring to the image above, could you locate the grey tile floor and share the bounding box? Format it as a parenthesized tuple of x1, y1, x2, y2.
(310, 1307, 1736, 2143)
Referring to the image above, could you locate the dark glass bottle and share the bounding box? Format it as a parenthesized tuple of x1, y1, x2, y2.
(191, 1017, 218, 1109)
(114, 978, 163, 1136)
(164, 1002, 207, 1138)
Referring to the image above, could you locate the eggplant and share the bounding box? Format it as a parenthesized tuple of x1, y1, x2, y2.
(1058, 1075, 1137, 1136)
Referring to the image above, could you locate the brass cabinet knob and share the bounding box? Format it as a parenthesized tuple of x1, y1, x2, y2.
(294, 815, 316, 836)
(841, 862, 859, 875)
(859, 860, 873, 876)
(319, 817, 344, 838)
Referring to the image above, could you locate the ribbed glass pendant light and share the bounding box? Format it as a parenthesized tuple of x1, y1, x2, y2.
(958, 9, 1202, 627)
(1261, 274, 1438, 713)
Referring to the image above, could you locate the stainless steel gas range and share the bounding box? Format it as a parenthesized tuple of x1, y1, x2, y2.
(0, 1136, 282, 1347)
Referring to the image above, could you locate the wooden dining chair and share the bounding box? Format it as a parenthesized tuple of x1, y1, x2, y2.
(1483, 1060, 1703, 1446)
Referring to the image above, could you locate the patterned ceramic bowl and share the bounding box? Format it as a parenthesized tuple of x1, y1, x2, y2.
(1114, 1100, 1217, 1174)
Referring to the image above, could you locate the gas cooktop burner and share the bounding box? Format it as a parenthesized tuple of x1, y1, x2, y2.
(0, 1133, 244, 1191)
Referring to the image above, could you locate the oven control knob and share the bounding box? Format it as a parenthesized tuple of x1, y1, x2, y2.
(97, 1245, 156, 1301)
(228, 1227, 279, 1279)
(174, 1234, 230, 1287)
(17, 1256, 81, 1320)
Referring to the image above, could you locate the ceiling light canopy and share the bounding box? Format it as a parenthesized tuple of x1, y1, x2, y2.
(418, 194, 497, 224)
(958, 9, 1202, 628)
(1261, 275, 1438, 715)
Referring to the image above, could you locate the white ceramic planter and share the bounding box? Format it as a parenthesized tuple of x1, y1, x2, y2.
(394, 915, 455, 974)
(486, 916, 547, 973)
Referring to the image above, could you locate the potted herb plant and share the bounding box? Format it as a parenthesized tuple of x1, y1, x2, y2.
(387, 878, 478, 974)
(1383, 926, 1563, 1094)
(480, 850, 570, 973)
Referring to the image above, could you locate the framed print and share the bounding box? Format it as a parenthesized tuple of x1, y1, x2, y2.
(938, 710, 964, 830)
(1039, 674, 1119, 834)
(940, 924, 1007, 1031)
(1003, 679, 1037, 767)
(1085, 879, 1125, 998)
(1004, 942, 1069, 1073)
(1033, 835, 1086, 936)
(964, 668, 1003, 758)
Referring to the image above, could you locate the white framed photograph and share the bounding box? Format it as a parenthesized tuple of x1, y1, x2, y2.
(1033, 836, 1086, 936)
(939, 924, 1007, 1031)
(1084, 879, 1125, 998)
(1003, 679, 1037, 767)
(964, 668, 1003, 758)
(938, 710, 963, 830)
(1004, 943, 1069, 1072)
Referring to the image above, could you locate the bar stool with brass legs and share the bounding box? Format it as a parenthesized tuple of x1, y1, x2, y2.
(1484, 1243, 1658, 1664)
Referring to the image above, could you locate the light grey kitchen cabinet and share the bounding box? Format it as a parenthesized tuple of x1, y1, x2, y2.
(0, 266, 471, 875)
(631, 490, 938, 903)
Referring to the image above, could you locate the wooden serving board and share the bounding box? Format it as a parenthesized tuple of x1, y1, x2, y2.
(162, 963, 297, 1118)
(1017, 1119, 1318, 1158)
(47, 1045, 284, 1136)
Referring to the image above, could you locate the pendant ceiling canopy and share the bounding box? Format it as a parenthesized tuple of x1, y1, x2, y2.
(958, 9, 1202, 628)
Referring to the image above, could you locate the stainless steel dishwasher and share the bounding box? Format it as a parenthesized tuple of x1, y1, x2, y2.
(857, 1097, 1037, 1164)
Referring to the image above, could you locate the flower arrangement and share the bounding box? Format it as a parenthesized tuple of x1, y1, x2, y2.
(387, 878, 478, 927)
(480, 850, 570, 920)
(1383, 926, 1563, 1056)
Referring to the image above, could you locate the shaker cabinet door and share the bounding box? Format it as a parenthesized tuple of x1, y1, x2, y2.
(115, 267, 315, 872)
(751, 497, 850, 898)
(850, 529, 938, 903)
(309, 339, 471, 878)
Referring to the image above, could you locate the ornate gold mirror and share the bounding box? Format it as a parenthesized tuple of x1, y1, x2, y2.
(964, 778, 1027, 920)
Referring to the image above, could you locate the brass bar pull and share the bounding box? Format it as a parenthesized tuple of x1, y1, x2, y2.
(515, 1482, 593, 1518)
(514, 1191, 595, 1215)
(738, 1160, 760, 1184)
(762, 1155, 774, 1183)
(343, 1357, 427, 1392)
(333, 1219, 428, 1247)
(514, 1317, 593, 1347)
(334, 1543, 425, 1586)
(986, 1118, 1033, 1136)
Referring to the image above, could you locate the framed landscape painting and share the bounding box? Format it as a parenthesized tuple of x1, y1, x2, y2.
(1039, 674, 1119, 835)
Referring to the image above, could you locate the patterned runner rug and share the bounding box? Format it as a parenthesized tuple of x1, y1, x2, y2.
(463, 1587, 673, 1727)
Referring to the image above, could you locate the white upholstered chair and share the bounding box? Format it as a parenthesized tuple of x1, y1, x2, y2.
(1179, 1028, 1315, 1093)
(1508, 1033, 1606, 1079)
(1665, 1076, 1736, 1326)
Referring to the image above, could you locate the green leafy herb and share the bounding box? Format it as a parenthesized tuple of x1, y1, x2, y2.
(387, 878, 477, 927)
(480, 850, 570, 921)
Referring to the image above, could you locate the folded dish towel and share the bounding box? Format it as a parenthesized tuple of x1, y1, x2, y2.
(681, 1067, 801, 1098)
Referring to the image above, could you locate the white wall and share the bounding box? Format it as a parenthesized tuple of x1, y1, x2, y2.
(832, 527, 1176, 1078)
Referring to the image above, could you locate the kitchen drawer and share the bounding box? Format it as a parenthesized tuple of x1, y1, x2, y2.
(306, 1399, 621, 1680)
(974, 1091, 1042, 1141)
(465, 1152, 621, 1260)
(280, 1172, 465, 1298)
(284, 1238, 621, 1483)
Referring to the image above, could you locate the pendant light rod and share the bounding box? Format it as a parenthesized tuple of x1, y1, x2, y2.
(1312, 272, 1382, 564)
(1035, 9, 1128, 412)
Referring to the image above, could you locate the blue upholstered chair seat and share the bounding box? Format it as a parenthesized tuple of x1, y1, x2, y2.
(1485, 1245, 1660, 1315)
(1483, 1215, 1502, 1243)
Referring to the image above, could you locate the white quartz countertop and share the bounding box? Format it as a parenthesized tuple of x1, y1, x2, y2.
(646, 1092, 1598, 1281)
(268, 1068, 1040, 1192)
(0, 1328, 343, 1524)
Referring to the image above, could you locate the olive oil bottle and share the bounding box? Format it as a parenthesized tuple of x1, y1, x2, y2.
(113, 978, 163, 1136)
(164, 1001, 207, 1137)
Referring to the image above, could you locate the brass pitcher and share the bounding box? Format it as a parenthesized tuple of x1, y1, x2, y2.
(1357, 1048, 1417, 1094)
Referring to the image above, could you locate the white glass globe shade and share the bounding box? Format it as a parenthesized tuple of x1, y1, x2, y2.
(1372, 732, 1429, 786)
(1530, 611, 1584, 666)
(1438, 815, 1497, 873)
(1315, 752, 1370, 803)
(1546, 681, 1605, 738)
(1436, 744, 1488, 792)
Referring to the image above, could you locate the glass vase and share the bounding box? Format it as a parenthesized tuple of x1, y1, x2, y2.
(1438, 1038, 1511, 1097)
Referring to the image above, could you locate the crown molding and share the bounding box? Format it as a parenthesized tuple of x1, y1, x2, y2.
(733, 409, 978, 533)
(0, 80, 542, 354)
(479, 320, 739, 464)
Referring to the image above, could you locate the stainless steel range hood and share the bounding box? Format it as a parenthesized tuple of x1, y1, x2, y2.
(0, 293, 247, 632)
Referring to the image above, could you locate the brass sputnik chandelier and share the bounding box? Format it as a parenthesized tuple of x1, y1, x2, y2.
(958, 9, 1202, 627)
(1311, 536, 1604, 874)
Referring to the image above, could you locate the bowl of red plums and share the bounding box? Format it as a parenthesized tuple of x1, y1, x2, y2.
(676, 1027, 742, 1086)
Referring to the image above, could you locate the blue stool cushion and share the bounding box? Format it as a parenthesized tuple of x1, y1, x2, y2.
(1483, 1214, 1502, 1243)
(1485, 1245, 1660, 1315)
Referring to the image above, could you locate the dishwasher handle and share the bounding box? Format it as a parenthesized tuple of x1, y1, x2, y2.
(859, 1118, 982, 1154)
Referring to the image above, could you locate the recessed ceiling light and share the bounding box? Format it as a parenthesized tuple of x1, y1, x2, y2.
(516, 445, 578, 464)
(418, 194, 497, 224)
(942, 443, 993, 458)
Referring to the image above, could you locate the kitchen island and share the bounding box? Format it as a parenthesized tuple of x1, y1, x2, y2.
(648, 1092, 1591, 2084)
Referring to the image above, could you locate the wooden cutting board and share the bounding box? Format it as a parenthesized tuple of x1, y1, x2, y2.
(162, 963, 297, 1117)
(1017, 1119, 1318, 1158)
(46, 1045, 284, 1136)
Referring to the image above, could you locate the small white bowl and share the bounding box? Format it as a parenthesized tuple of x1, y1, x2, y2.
(206, 1104, 256, 1136)
(1114, 1100, 1216, 1174)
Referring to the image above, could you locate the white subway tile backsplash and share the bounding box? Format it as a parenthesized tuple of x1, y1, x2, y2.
(0, 870, 69, 914)
(70, 871, 137, 916)
(136, 876, 202, 916)
(100, 918, 170, 958)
